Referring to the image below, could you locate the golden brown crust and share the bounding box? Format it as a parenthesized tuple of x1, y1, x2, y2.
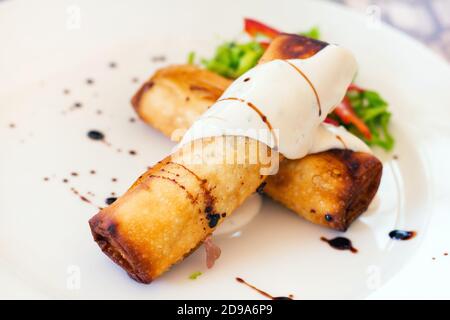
(89, 138, 273, 283)
(131, 65, 232, 138)
(259, 33, 328, 63)
(265, 149, 382, 231)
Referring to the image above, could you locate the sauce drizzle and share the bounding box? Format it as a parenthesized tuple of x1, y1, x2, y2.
(320, 236, 358, 253)
(217, 97, 278, 149)
(236, 277, 293, 300)
(389, 230, 417, 241)
(283, 60, 322, 116)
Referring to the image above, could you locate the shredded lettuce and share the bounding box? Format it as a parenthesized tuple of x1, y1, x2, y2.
(200, 41, 264, 79)
(345, 89, 394, 150)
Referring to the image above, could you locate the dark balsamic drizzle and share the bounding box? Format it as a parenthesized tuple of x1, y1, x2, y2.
(206, 213, 221, 228)
(389, 230, 416, 241)
(105, 197, 117, 205)
(217, 97, 278, 149)
(148, 175, 196, 202)
(70, 187, 100, 209)
(256, 181, 267, 195)
(167, 161, 220, 228)
(320, 236, 358, 253)
(87, 130, 105, 141)
(236, 277, 293, 300)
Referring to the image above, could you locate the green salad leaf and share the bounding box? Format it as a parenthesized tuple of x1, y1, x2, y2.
(200, 41, 264, 79)
(345, 89, 394, 150)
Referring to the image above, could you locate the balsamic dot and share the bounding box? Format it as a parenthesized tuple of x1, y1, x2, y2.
(256, 181, 267, 195)
(105, 197, 117, 205)
(244, 77, 250, 82)
(129, 150, 137, 156)
(87, 130, 104, 140)
(109, 62, 117, 68)
(206, 213, 221, 228)
(389, 230, 416, 241)
(86, 78, 94, 85)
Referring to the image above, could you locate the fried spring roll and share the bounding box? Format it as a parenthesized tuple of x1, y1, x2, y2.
(89, 34, 366, 283)
(131, 65, 382, 231)
(90, 34, 306, 283)
(90, 137, 272, 283)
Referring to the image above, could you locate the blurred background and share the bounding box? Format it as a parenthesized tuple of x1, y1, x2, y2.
(332, 0, 450, 62)
(0, 0, 448, 62)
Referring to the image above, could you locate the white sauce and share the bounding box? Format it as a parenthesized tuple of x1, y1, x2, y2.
(177, 44, 368, 235)
(214, 193, 262, 236)
(310, 123, 372, 154)
(178, 45, 358, 159)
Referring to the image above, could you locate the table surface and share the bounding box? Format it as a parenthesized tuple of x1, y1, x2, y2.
(334, 0, 450, 62)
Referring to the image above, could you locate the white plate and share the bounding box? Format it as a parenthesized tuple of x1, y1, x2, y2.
(1, 0, 450, 299)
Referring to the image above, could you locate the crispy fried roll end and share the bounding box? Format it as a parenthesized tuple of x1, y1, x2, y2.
(265, 149, 382, 231)
(89, 138, 273, 283)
